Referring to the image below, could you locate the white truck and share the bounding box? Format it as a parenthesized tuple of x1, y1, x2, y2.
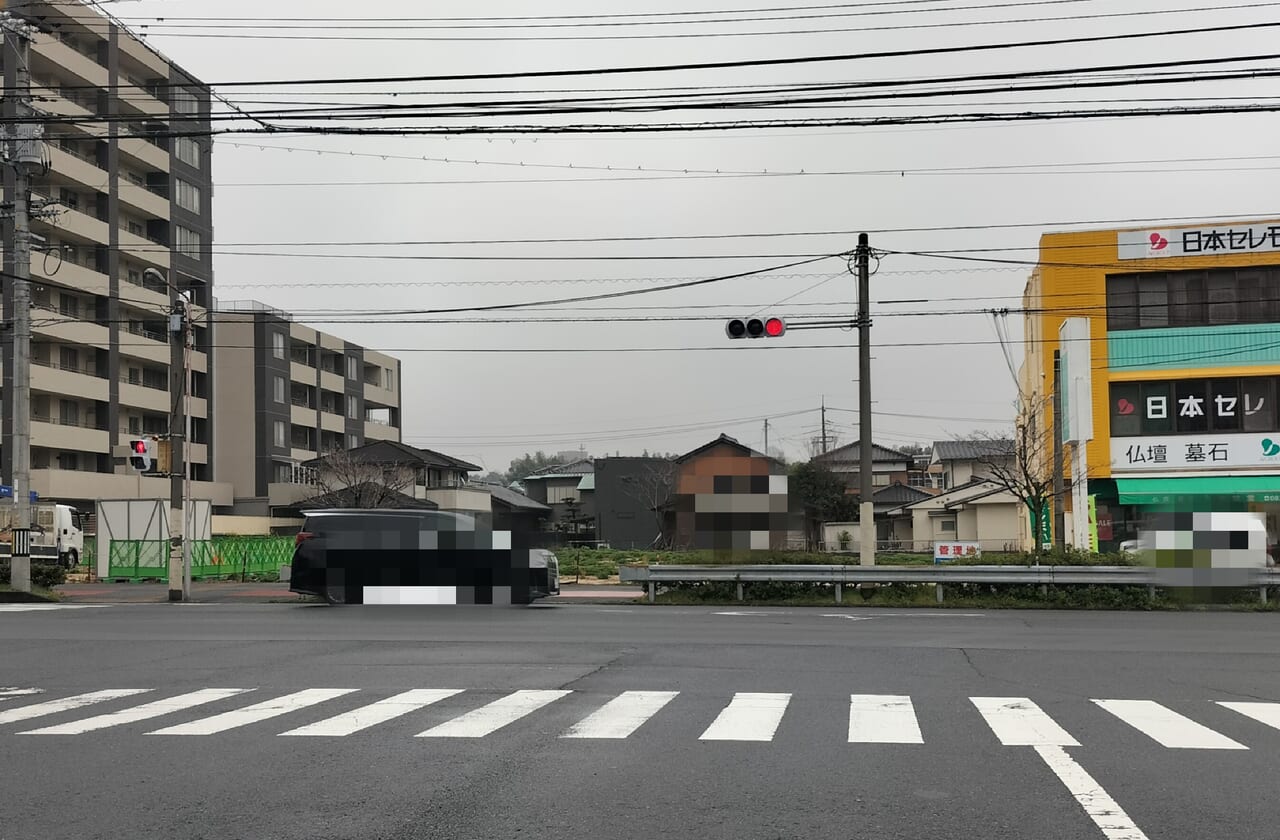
(0, 502, 86, 569)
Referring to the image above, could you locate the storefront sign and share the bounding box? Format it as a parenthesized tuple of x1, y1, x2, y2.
(1109, 377, 1278, 437)
(1118, 223, 1280, 260)
(1112, 433, 1280, 471)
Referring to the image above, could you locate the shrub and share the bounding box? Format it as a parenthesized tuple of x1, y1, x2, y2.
(0, 559, 67, 589)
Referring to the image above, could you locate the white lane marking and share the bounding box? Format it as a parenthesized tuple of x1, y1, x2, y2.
(562, 691, 679, 739)
(0, 605, 110, 612)
(20, 689, 252, 735)
(148, 688, 358, 736)
(0, 690, 152, 726)
(699, 692, 792, 742)
(1215, 701, 1280, 733)
(1035, 746, 1151, 840)
(848, 694, 924, 744)
(0, 687, 44, 699)
(1092, 699, 1247, 750)
(971, 697, 1080, 746)
(278, 689, 463, 737)
(714, 611, 777, 616)
(822, 614, 874, 622)
(416, 690, 572, 738)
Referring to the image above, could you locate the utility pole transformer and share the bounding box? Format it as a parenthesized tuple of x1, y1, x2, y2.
(856, 234, 875, 567)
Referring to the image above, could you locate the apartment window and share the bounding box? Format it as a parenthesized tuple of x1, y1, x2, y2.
(273, 375, 286, 404)
(273, 462, 293, 484)
(59, 400, 79, 426)
(57, 452, 79, 471)
(128, 416, 141, 435)
(59, 294, 79, 318)
(58, 188, 79, 212)
(384, 367, 395, 390)
(346, 394, 359, 419)
(346, 355, 359, 380)
(272, 331, 286, 360)
(127, 220, 144, 237)
(175, 226, 202, 259)
(273, 420, 287, 449)
(174, 179, 201, 213)
(172, 87, 199, 114)
(58, 346, 80, 372)
(348, 434, 360, 449)
(175, 137, 201, 168)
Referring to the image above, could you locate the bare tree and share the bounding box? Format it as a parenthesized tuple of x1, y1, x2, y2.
(963, 394, 1068, 553)
(621, 460, 677, 549)
(312, 446, 418, 508)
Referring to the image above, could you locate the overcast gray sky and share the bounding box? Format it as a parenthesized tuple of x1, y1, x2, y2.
(107, 0, 1279, 475)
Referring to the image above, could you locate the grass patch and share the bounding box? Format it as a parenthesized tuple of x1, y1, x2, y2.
(0, 584, 62, 603)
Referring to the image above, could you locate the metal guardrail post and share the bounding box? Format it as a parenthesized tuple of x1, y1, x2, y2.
(648, 581, 655, 604)
(935, 583, 943, 604)
(736, 581, 744, 602)
(835, 583, 843, 605)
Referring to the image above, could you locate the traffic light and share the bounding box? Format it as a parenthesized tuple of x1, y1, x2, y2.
(725, 317, 786, 339)
(127, 439, 152, 472)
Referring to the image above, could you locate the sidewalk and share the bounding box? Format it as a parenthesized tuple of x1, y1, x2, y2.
(53, 581, 644, 604)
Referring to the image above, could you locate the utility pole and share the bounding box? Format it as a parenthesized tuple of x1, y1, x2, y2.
(856, 234, 875, 567)
(820, 396, 828, 455)
(149, 268, 192, 601)
(1052, 350, 1066, 551)
(1, 9, 42, 593)
(763, 418, 769, 457)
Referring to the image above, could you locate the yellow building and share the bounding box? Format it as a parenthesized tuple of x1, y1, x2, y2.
(1019, 217, 1280, 551)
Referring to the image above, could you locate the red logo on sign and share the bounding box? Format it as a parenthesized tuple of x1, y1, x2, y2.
(1149, 232, 1169, 251)
(1117, 398, 1136, 416)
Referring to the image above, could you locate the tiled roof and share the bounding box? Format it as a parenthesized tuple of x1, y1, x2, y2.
(931, 440, 1016, 462)
(872, 482, 934, 505)
(525, 458, 595, 479)
(676, 433, 776, 464)
(488, 485, 550, 512)
(813, 441, 914, 464)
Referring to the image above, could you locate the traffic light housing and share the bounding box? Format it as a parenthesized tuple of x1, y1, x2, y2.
(127, 438, 152, 472)
(725, 317, 786, 339)
(154, 440, 172, 476)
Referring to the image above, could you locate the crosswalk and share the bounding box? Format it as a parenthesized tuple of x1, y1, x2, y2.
(1, 687, 1278, 747)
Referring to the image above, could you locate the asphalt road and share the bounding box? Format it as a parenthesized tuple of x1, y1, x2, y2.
(1, 603, 1278, 840)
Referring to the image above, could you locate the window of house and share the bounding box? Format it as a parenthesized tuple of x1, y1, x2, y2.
(175, 226, 201, 259)
(940, 519, 956, 533)
(175, 136, 200, 167)
(272, 331, 285, 360)
(175, 179, 200, 212)
(872, 473, 890, 487)
(273, 420, 286, 448)
(273, 375, 285, 404)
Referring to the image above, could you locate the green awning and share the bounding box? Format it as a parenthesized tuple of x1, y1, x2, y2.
(1116, 476, 1280, 505)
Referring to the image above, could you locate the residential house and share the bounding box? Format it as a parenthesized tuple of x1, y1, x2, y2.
(488, 485, 551, 537)
(520, 458, 595, 538)
(821, 482, 934, 551)
(930, 440, 1016, 491)
(593, 456, 676, 549)
(811, 442, 916, 498)
(663, 434, 798, 552)
(888, 478, 1030, 553)
(909, 452, 947, 494)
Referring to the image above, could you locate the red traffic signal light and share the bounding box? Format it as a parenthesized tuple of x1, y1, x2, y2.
(127, 439, 153, 472)
(725, 317, 786, 339)
(132, 440, 147, 454)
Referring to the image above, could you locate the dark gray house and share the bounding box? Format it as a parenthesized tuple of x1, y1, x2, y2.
(521, 458, 595, 536)
(489, 485, 551, 536)
(593, 457, 675, 549)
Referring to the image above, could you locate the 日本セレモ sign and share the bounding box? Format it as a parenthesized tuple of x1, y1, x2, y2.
(1117, 223, 1280, 260)
(1111, 433, 1280, 471)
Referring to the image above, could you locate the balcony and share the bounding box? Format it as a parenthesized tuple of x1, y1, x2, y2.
(118, 32, 170, 78)
(364, 420, 399, 442)
(32, 416, 110, 453)
(319, 369, 344, 393)
(33, 86, 105, 138)
(291, 403, 317, 427)
(422, 486, 492, 514)
(290, 447, 317, 464)
(119, 135, 170, 173)
(32, 310, 109, 350)
(47, 145, 108, 191)
(320, 412, 345, 434)
(32, 36, 109, 88)
(36, 202, 109, 245)
(117, 82, 169, 118)
(119, 181, 170, 221)
(32, 258, 109, 299)
(120, 380, 170, 413)
(290, 361, 316, 384)
(119, 325, 169, 365)
(118, 227, 170, 270)
(33, 359, 109, 402)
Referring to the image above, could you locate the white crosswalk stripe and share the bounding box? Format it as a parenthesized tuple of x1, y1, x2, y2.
(848, 695, 924, 744)
(2, 688, 1276, 748)
(1093, 699, 1248, 750)
(972, 697, 1080, 747)
(1215, 701, 1280, 733)
(280, 689, 464, 737)
(19, 689, 253, 735)
(0, 690, 152, 726)
(699, 692, 791, 742)
(149, 689, 358, 736)
(562, 691, 679, 739)
(417, 690, 572, 738)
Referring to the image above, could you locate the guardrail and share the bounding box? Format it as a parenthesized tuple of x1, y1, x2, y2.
(618, 564, 1280, 604)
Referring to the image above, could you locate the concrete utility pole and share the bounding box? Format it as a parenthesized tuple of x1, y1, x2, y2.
(1052, 350, 1066, 551)
(763, 418, 769, 457)
(1, 10, 41, 593)
(820, 396, 828, 455)
(856, 234, 875, 567)
(148, 268, 192, 601)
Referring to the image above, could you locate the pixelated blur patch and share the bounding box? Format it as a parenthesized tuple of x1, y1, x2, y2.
(1136, 509, 1269, 599)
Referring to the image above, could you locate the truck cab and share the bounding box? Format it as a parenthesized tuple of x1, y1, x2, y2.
(1, 502, 85, 568)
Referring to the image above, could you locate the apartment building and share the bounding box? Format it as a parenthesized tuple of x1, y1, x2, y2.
(0, 0, 231, 509)
(212, 301, 403, 516)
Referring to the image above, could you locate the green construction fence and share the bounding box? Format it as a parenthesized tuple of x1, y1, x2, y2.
(104, 535, 295, 581)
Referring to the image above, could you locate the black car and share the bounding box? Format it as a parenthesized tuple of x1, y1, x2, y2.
(289, 508, 559, 605)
